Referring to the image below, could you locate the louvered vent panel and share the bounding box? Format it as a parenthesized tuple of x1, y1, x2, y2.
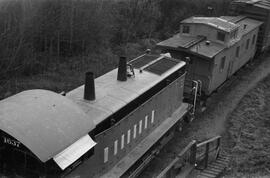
(144, 57, 179, 75)
(129, 55, 158, 68)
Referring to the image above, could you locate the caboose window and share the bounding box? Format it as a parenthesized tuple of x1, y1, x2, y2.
(236, 46, 240, 58)
(246, 39, 250, 49)
(217, 31, 225, 42)
(182, 25, 190, 34)
(220, 56, 226, 71)
(252, 35, 256, 45)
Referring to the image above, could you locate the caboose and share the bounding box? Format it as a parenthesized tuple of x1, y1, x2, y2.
(0, 54, 195, 177)
(157, 16, 262, 97)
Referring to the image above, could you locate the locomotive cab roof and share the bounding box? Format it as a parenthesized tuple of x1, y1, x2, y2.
(0, 89, 96, 169)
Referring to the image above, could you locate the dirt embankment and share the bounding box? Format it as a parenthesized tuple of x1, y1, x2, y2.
(224, 74, 270, 177)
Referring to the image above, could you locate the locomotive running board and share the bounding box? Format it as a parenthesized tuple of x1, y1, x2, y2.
(101, 103, 189, 178)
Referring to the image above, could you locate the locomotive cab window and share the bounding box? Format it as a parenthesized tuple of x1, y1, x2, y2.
(217, 31, 225, 42)
(182, 25, 190, 34)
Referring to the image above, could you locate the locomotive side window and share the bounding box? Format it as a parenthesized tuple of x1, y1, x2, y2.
(26, 155, 43, 172)
(139, 120, 142, 134)
(220, 56, 226, 71)
(133, 124, 137, 139)
(114, 140, 118, 155)
(144, 116, 148, 129)
(104, 147, 109, 163)
(151, 110, 155, 123)
(217, 31, 225, 42)
(13, 150, 25, 169)
(127, 130, 131, 144)
(246, 39, 250, 49)
(182, 25, 190, 34)
(236, 46, 240, 58)
(121, 134, 125, 149)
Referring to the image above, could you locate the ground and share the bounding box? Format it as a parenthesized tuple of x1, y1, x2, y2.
(140, 53, 270, 177)
(223, 74, 270, 177)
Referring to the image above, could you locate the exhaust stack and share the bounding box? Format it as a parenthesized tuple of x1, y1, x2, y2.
(117, 56, 127, 81)
(84, 72, 95, 101)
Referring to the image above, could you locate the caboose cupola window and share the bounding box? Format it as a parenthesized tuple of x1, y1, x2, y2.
(217, 31, 225, 42)
(182, 25, 190, 34)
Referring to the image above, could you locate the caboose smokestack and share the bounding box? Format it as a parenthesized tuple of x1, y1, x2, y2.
(84, 72, 95, 101)
(117, 56, 127, 81)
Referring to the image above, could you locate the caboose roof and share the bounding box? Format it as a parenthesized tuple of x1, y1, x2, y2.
(189, 40, 226, 58)
(221, 16, 263, 35)
(182, 17, 240, 32)
(233, 0, 270, 10)
(157, 34, 205, 49)
(157, 16, 262, 59)
(0, 90, 96, 164)
(67, 55, 186, 125)
(157, 35, 227, 58)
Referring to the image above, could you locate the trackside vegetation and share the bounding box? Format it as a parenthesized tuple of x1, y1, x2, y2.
(0, 0, 231, 99)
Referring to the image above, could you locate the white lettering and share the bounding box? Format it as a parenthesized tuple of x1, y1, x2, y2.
(3, 137, 20, 148)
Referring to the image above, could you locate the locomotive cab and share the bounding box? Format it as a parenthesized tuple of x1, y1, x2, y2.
(0, 90, 97, 177)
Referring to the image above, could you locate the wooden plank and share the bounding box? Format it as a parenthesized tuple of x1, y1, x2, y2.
(203, 169, 221, 174)
(200, 172, 216, 178)
(207, 164, 224, 170)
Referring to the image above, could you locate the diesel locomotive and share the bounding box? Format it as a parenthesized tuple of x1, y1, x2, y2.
(0, 54, 197, 177)
(0, 0, 270, 177)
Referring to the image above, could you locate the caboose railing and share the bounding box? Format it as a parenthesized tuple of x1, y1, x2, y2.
(156, 136, 221, 178)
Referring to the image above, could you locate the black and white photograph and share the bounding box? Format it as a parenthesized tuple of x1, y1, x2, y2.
(0, 0, 269, 177)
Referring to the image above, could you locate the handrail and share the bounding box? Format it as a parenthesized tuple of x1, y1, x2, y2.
(191, 80, 199, 115)
(197, 136, 221, 147)
(196, 135, 221, 169)
(157, 140, 197, 178)
(178, 140, 197, 158)
(156, 136, 222, 178)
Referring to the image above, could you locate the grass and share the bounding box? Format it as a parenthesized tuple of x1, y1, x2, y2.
(224, 74, 270, 176)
